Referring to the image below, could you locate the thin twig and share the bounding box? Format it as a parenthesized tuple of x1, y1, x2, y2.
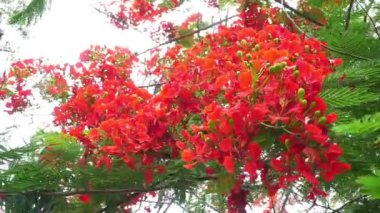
(356, 0, 380, 39)
(191, 191, 222, 213)
(162, 198, 174, 213)
(322, 44, 370, 60)
(138, 82, 167, 88)
(345, 0, 355, 30)
(0, 48, 14, 53)
(280, 191, 291, 213)
(280, 0, 370, 61)
(331, 196, 366, 213)
(135, 14, 238, 56)
(0, 186, 166, 197)
(274, 0, 324, 26)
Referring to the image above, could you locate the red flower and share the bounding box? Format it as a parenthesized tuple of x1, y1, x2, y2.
(326, 113, 338, 124)
(181, 149, 196, 163)
(223, 156, 235, 174)
(144, 169, 154, 185)
(79, 194, 91, 204)
(220, 138, 233, 153)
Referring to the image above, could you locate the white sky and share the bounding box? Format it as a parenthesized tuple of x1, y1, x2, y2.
(17, 0, 156, 63)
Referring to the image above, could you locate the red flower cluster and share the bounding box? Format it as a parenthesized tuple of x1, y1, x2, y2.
(156, 24, 349, 200)
(0, 59, 39, 114)
(42, 24, 348, 210)
(110, 0, 182, 29)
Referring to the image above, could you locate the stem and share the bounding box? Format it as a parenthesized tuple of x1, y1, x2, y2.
(274, 0, 324, 26)
(345, 0, 355, 30)
(0, 186, 166, 197)
(280, 0, 370, 61)
(138, 82, 167, 88)
(0, 48, 14, 53)
(331, 196, 366, 212)
(356, 0, 380, 39)
(135, 14, 238, 56)
(322, 44, 370, 60)
(280, 191, 291, 212)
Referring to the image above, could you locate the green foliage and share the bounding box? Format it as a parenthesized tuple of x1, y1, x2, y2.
(333, 112, 380, 135)
(321, 87, 378, 108)
(312, 2, 380, 209)
(9, 0, 51, 26)
(0, 131, 148, 212)
(357, 169, 380, 199)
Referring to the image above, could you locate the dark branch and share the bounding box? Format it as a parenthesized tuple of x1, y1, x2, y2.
(274, 0, 324, 26)
(0, 48, 14, 53)
(345, 0, 355, 30)
(321, 43, 370, 60)
(279, 0, 370, 61)
(331, 196, 367, 213)
(0, 186, 166, 197)
(356, 0, 380, 39)
(138, 82, 167, 88)
(135, 14, 238, 56)
(280, 191, 291, 213)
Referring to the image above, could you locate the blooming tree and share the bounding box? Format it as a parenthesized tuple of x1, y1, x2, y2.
(1, 0, 380, 212)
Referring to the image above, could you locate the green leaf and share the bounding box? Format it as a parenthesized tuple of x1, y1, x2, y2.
(333, 112, 380, 135)
(9, 0, 51, 26)
(321, 87, 378, 108)
(206, 173, 234, 194)
(357, 171, 380, 198)
(176, 28, 195, 48)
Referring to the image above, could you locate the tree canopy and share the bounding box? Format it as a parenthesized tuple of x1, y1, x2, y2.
(0, 0, 380, 212)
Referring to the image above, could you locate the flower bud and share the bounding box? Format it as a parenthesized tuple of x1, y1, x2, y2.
(319, 116, 327, 124)
(310, 101, 316, 109)
(293, 70, 299, 78)
(285, 139, 291, 149)
(240, 39, 247, 46)
(301, 99, 308, 107)
(255, 44, 260, 51)
(304, 45, 310, 53)
(297, 88, 305, 100)
(246, 53, 252, 60)
(269, 62, 287, 74)
(237, 50, 243, 58)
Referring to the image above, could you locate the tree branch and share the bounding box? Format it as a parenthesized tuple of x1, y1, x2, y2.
(274, 0, 324, 26)
(331, 195, 367, 213)
(345, 0, 355, 30)
(280, 191, 291, 213)
(135, 14, 238, 56)
(0, 48, 14, 53)
(356, 0, 380, 39)
(280, 0, 370, 61)
(0, 186, 166, 197)
(322, 44, 370, 60)
(138, 82, 167, 88)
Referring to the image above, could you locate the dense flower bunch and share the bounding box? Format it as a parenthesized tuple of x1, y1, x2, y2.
(110, 0, 213, 29)
(156, 24, 348, 204)
(0, 59, 40, 114)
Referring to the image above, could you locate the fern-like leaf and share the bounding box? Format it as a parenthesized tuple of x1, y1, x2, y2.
(9, 0, 51, 26)
(333, 112, 380, 134)
(321, 87, 378, 108)
(324, 60, 380, 88)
